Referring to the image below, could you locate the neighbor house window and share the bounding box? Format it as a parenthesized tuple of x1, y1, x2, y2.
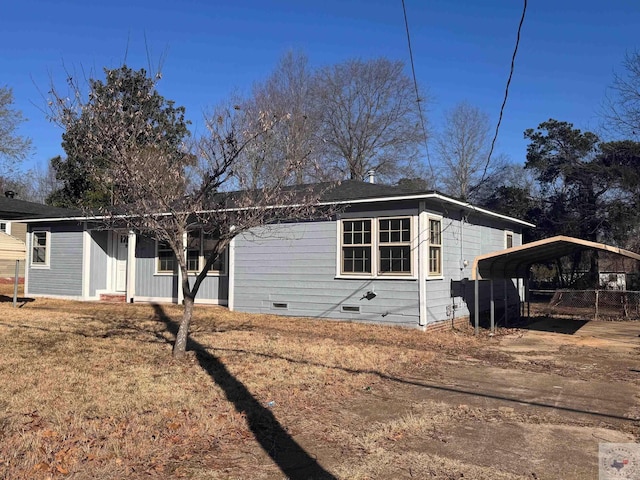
(342, 219, 372, 274)
(157, 241, 177, 273)
(31, 231, 49, 266)
(0, 223, 6, 233)
(202, 232, 225, 273)
(505, 231, 514, 249)
(428, 218, 442, 276)
(187, 232, 201, 272)
(378, 217, 412, 274)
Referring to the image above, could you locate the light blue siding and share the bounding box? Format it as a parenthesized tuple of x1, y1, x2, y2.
(89, 230, 108, 296)
(233, 221, 420, 327)
(134, 236, 228, 303)
(28, 223, 83, 296)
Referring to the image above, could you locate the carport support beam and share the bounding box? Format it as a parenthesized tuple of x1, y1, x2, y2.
(474, 266, 479, 335)
(490, 279, 495, 333)
(504, 279, 509, 327)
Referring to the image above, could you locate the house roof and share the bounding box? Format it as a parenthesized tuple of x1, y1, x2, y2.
(0, 196, 81, 220)
(12, 180, 534, 228)
(472, 235, 640, 280)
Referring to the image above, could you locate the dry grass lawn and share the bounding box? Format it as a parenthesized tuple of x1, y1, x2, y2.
(0, 287, 481, 479)
(1, 286, 638, 479)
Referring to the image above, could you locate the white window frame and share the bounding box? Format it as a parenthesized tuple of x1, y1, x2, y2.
(337, 216, 417, 279)
(31, 229, 51, 269)
(505, 230, 514, 249)
(377, 217, 413, 276)
(427, 215, 443, 279)
(155, 231, 227, 276)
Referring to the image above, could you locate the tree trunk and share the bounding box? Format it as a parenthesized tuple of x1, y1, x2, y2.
(173, 295, 194, 358)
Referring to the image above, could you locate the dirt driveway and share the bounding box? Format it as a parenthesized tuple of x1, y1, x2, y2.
(309, 318, 640, 479)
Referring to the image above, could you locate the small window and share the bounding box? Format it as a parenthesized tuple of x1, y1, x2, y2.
(32, 231, 49, 266)
(428, 218, 442, 276)
(342, 220, 372, 274)
(157, 241, 177, 273)
(187, 231, 201, 272)
(378, 217, 412, 274)
(505, 231, 514, 249)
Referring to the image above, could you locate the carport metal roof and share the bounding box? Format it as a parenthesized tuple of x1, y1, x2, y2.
(472, 235, 640, 280)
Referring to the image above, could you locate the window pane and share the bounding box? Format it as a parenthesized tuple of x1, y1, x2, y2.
(157, 241, 177, 273)
(429, 219, 441, 245)
(203, 233, 225, 272)
(187, 232, 200, 271)
(342, 247, 371, 273)
(429, 246, 441, 275)
(380, 246, 411, 273)
(506, 234, 513, 249)
(32, 232, 47, 264)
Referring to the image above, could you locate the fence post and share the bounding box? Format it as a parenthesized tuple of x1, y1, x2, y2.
(595, 290, 599, 321)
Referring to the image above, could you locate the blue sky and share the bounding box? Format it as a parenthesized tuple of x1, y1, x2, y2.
(2, 0, 639, 175)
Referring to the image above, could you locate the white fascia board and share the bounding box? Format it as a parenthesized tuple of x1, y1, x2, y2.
(18, 193, 535, 229)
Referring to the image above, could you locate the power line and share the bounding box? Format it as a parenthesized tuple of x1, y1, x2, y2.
(478, 0, 528, 186)
(401, 0, 434, 179)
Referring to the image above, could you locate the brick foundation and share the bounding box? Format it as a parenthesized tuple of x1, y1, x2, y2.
(426, 316, 471, 332)
(100, 294, 126, 303)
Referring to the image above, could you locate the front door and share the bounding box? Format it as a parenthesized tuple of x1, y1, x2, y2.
(115, 233, 128, 292)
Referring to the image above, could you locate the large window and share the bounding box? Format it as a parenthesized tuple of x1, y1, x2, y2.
(31, 231, 49, 267)
(378, 218, 411, 274)
(428, 218, 442, 276)
(341, 217, 413, 276)
(157, 231, 225, 275)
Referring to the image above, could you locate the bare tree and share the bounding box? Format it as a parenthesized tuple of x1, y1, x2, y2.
(313, 58, 425, 182)
(0, 86, 32, 176)
(436, 102, 508, 201)
(48, 67, 331, 358)
(239, 51, 321, 186)
(603, 51, 640, 139)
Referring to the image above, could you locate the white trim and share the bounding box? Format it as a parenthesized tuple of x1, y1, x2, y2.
(30, 228, 51, 269)
(228, 235, 236, 311)
(126, 231, 136, 302)
(426, 214, 443, 278)
(17, 192, 535, 228)
(28, 293, 86, 301)
(82, 224, 91, 299)
(418, 202, 427, 327)
(24, 227, 30, 294)
(106, 231, 113, 290)
(132, 295, 227, 306)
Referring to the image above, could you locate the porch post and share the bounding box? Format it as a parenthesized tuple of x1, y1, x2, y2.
(13, 260, 19, 307)
(177, 231, 187, 305)
(126, 231, 136, 303)
(490, 279, 495, 333)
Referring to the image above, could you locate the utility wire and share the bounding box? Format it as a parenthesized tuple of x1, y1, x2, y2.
(478, 0, 528, 186)
(401, 0, 434, 179)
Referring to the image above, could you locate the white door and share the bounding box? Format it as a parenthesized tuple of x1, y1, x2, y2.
(115, 233, 128, 292)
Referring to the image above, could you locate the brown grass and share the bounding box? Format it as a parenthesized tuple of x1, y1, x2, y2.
(0, 287, 481, 479)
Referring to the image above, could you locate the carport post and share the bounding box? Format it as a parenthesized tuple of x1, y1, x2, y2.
(504, 279, 508, 327)
(474, 266, 479, 335)
(490, 279, 495, 333)
(13, 259, 19, 307)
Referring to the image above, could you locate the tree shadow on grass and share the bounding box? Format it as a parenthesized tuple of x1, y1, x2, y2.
(150, 303, 336, 480)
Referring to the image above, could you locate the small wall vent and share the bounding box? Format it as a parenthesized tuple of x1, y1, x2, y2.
(341, 305, 361, 313)
(272, 302, 289, 309)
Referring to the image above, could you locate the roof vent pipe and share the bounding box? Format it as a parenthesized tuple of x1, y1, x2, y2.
(4, 191, 15, 198)
(366, 170, 375, 184)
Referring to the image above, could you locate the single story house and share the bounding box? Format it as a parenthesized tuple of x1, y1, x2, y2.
(19, 181, 533, 329)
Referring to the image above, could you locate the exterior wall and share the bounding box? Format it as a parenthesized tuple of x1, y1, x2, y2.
(233, 201, 525, 329)
(134, 235, 228, 304)
(233, 219, 420, 327)
(26, 223, 84, 297)
(89, 230, 109, 297)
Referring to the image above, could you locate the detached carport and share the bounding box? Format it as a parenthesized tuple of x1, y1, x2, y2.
(471, 235, 640, 334)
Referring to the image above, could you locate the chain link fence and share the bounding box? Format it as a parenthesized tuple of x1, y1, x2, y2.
(529, 289, 640, 321)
